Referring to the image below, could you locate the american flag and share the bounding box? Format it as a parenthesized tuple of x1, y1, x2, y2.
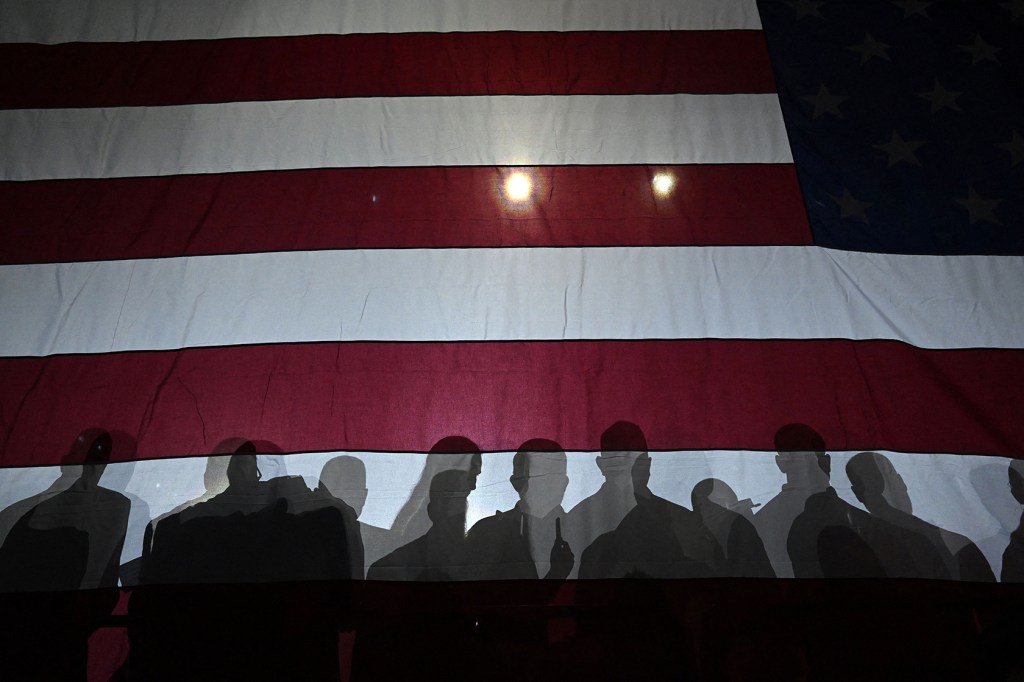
(2, 0, 1020, 460)
(0, 0, 1023, 677)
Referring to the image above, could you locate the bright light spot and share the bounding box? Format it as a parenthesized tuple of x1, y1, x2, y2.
(504, 172, 533, 202)
(652, 173, 676, 197)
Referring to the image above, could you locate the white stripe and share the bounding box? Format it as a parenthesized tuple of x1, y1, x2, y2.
(0, 95, 790, 181)
(1, 247, 1022, 356)
(0, 450, 1007, 579)
(0, 0, 762, 44)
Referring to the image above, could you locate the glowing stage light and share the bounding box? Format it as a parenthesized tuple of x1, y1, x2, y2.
(504, 172, 533, 202)
(652, 172, 676, 197)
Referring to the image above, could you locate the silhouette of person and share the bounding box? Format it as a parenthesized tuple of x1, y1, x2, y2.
(94, 457, 152, 587)
(142, 443, 269, 586)
(787, 495, 888, 579)
(753, 423, 833, 578)
(318, 455, 396, 576)
(691, 478, 774, 578)
(0, 461, 81, 549)
(139, 450, 230, 585)
(367, 469, 473, 580)
(389, 436, 482, 549)
(562, 421, 648, 578)
(133, 440, 357, 681)
(0, 429, 130, 682)
(144, 440, 360, 582)
(1001, 459, 1024, 582)
(354, 438, 481, 682)
(578, 450, 720, 579)
(353, 471, 481, 682)
(464, 439, 575, 580)
(847, 451, 993, 581)
(970, 461, 1023, 579)
(758, 423, 925, 578)
(766, 426, 928, 579)
(142, 438, 237, 552)
(0, 429, 131, 590)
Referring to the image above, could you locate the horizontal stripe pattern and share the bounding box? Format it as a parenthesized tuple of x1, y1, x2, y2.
(0, 31, 776, 109)
(2, 247, 1022, 356)
(0, 94, 791, 181)
(0, 0, 1022, 615)
(0, 165, 811, 264)
(1, 340, 1022, 465)
(0, 0, 763, 44)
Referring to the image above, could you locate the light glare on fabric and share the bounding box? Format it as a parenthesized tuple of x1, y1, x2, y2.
(652, 172, 676, 197)
(504, 172, 532, 202)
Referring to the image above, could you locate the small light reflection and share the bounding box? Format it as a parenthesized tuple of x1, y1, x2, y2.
(504, 172, 533, 202)
(652, 172, 676, 198)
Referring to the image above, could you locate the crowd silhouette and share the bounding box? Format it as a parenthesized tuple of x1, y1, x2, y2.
(0, 422, 1022, 680)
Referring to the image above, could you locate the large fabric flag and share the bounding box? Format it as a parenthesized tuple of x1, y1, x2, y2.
(2, 0, 1024, 679)
(1, 0, 1023, 587)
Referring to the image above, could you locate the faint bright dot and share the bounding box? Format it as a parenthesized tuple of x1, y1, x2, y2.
(504, 172, 533, 202)
(652, 173, 675, 197)
(371, 194, 378, 203)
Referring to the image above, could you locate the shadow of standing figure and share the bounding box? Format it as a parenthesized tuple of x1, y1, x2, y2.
(691, 478, 774, 578)
(318, 455, 395, 577)
(1001, 459, 1024, 582)
(562, 421, 651, 578)
(388, 436, 482, 555)
(353, 437, 483, 682)
(368, 469, 473, 581)
(752, 423, 833, 579)
(131, 440, 359, 681)
(579, 448, 721, 579)
(464, 439, 574, 581)
(847, 451, 993, 581)
(0, 429, 131, 682)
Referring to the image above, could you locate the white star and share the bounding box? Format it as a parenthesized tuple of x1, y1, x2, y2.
(848, 33, 892, 64)
(802, 85, 848, 119)
(996, 131, 1024, 166)
(829, 189, 872, 222)
(788, 0, 825, 19)
(955, 188, 1001, 225)
(959, 35, 1000, 64)
(917, 80, 962, 114)
(873, 131, 925, 167)
(893, 0, 931, 18)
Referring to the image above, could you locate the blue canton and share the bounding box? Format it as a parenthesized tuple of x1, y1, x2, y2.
(758, 0, 1024, 254)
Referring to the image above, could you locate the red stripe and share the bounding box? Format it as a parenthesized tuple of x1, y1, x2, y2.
(0, 165, 810, 264)
(0, 31, 775, 109)
(1, 340, 1020, 465)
